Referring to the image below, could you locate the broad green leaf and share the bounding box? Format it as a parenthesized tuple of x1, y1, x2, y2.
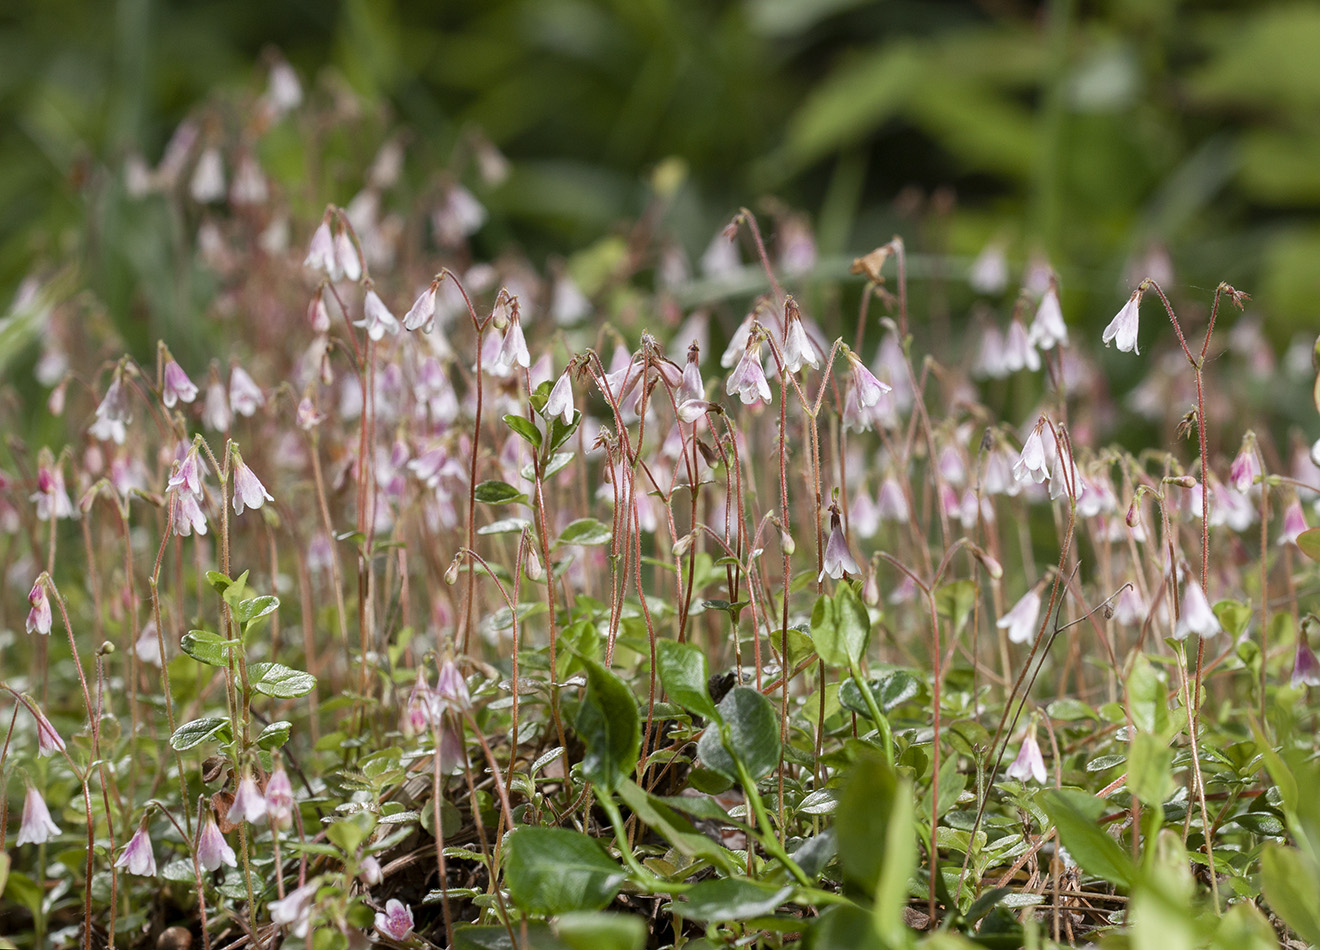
(0, 851, 10, 899)
(170, 717, 232, 751)
(503, 413, 542, 449)
(1261, 844, 1320, 946)
(478, 517, 532, 536)
(523, 451, 575, 481)
(181, 629, 241, 667)
(1126, 654, 1169, 736)
(505, 827, 626, 916)
(1213, 599, 1252, 639)
(697, 685, 781, 782)
(809, 585, 871, 669)
(835, 754, 914, 944)
(554, 912, 645, 950)
(248, 662, 317, 699)
(575, 658, 640, 793)
(1038, 789, 1135, 889)
(935, 579, 978, 635)
(546, 410, 583, 455)
(256, 720, 292, 750)
(1127, 731, 1174, 807)
(656, 639, 719, 721)
(473, 480, 527, 505)
(452, 924, 561, 950)
(326, 811, 377, 855)
(670, 879, 792, 922)
(839, 670, 920, 716)
(236, 595, 280, 629)
(1297, 527, 1320, 563)
(557, 518, 613, 546)
(614, 779, 737, 873)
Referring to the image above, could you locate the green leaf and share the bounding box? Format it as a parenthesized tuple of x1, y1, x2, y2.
(1261, 844, 1320, 946)
(505, 827, 626, 916)
(670, 879, 793, 922)
(554, 912, 645, 950)
(0, 851, 10, 900)
(835, 754, 914, 944)
(1127, 732, 1174, 808)
(503, 413, 543, 449)
(656, 639, 719, 721)
(1038, 789, 1135, 889)
(614, 779, 738, 873)
(170, 717, 232, 751)
(697, 685, 781, 782)
(248, 662, 317, 699)
(452, 924, 561, 950)
(557, 518, 613, 547)
(1213, 599, 1253, 639)
(809, 586, 871, 669)
(1126, 655, 1169, 736)
(326, 811, 377, 855)
(575, 658, 641, 793)
(839, 670, 921, 716)
(205, 570, 234, 595)
(256, 720, 292, 750)
(180, 629, 241, 667)
(236, 595, 280, 629)
(473, 480, 527, 505)
(478, 517, 532, 536)
(547, 409, 583, 455)
(935, 579, 978, 634)
(1297, 527, 1320, 563)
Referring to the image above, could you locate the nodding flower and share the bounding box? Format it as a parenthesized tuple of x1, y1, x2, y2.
(114, 823, 157, 877)
(264, 764, 295, 830)
(404, 279, 439, 332)
(231, 449, 274, 516)
(494, 296, 530, 372)
(33, 703, 66, 757)
(355, 288, 399, 342)
(1230, 434, 1261, 494)
(1028, 282, 1068, 350)
(725, 330, 771, 406)
(197, 815, 238, 871)
(26, 576, 51, 636)
(996, 586, 1042, 645)
(1173, 579, 1220, 640)
(843, 346, 891, 409)
(780, 299, 821, 373)
(819, 504, 860, 582)
(1013, 419, 1051, 485)
(304, 217, 337, 277)
(676, 345, 708, 423)
(1292, 635, 1320, 689)
(229, 366, 265, 418)
(1006, 728, 1047, 784)
(227, 772, 268, 826)
(16, 784, 61, 846)
(162, 359, 199, 408)
(89, 372, 132, 445)
(1102, 287, 1144, 354)
(544, 370, 575, 424)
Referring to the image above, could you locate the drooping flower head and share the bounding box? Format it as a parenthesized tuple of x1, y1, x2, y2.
(726, 329, 772, 406)
(161, 358, 199, 409)
(227, 771, 268, 825)
(1028, 281, 1068, 350)
(997, 586, 1042, 645)
(33, 703, 65, 757)
(115, 823, 158, 876)
(16, 784, 61, 846)
(1013, 418, 1052, 485)
(229, 366, 265, 418)
(434, 659, 471, 715)
(403, 279, 440, 332)
(197, 815, 238, 871)
(1102, 286, 1144, 354)
(355, 287, 399, 341)
(819, 503, 860, 582)
(265, 763, 295, 830)
(1006, 728, 1047, 784)
(1173, 579, 1220, 640)
(843, 345, 891, 409)
(1292, 631, 1320, 689)
(1230, 432, 1261, 494)
(89, 371, 132, 445)
(26, 575, 52, 636)
(269, 880, 318, 938)
(231, 448, 274, 516)
(304, 217, 337, 277)
(544, 370, 575, 424)
(494, 293, 530, 372)
(675, 343, 708, 423)
(780, 298, 821, 374)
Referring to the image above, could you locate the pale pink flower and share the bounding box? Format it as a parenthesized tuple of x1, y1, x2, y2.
(265, 765, 295, 830)
(434, 659, 471, 715)
(304, 219, 337, 277)
(375, 899, 414, 940)
(360, 855, 383, 885)
(1292, 639, 1320, 689)
(334, 225, 362, 282)
(115, 825, 157, 876)
(1029, 286, 1068, 349)
(1102, 289, 1143, 354)
(172, 488, 208, 537)
(1002, 319, 1041, 373)
(403, 281, 439, 332)
(135, 620, 164, 667)
(544, 371, 574, 424)
(726, 338, 771, 405)
(162, 361, 199, 408)
(270, 880, 317, 938)
(190, 147, 225, 203)
(401, 670, 434, 736)
(1174, 580, 1219, 640)
(1230, 437, 1261, 493)
(433, 184, 486, 247)
(229, 367, 265, 417)
(676, 358, 707, 423)
(845, 349, 891, 408)
(1013, 423, 1050, 485)
(203, 380, 232, 431)
(819, 506, 860, 582)
(16, 785, 61, 845)
(1278, 499, 1309, 547)
(997, 588, 1041, 645)
(1007, 733, 1047, 784)
(495, 314, 530, 372)
(33, 705, 65, 757)
(89, 375, 132, 445)
(781, 314, 820, 373)
(232, 454, 274, 516)
(26, 577, 51, 636)
(355, 289, 398, 341)
(227, 773, 267, 825)
(969, 241, 1008, 295)
(197, 816, 237, 871)
(1112, 586, 1146, 626)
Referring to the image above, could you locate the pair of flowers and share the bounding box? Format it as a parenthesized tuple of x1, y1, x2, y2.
(166, 442, 273, 537)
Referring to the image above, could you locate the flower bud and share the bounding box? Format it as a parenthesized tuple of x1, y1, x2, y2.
(444, 556, 461, 586)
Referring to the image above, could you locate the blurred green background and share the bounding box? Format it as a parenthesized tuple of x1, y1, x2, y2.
(5, 0, 1320, 339)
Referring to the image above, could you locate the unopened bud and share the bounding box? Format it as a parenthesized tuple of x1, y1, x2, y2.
(672, 533, 694, 558)
(1169, 475, 1197, 489)
(974, 549, 1003, 580)
(444, 556, 461, 586)
(525, 548, 545, 582)
(780, 529, 796, 556)
(1126, 501, 1142, 528)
